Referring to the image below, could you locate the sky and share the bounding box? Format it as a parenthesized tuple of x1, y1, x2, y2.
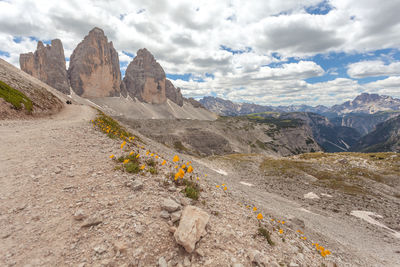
(1, 0, 400, 106)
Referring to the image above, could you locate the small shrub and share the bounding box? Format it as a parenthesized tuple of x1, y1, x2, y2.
(146, 158, 157, 167)
(258, 227, 274, 246)
(114, 166, 122, 171)
(125, 161, 140, 173)
(148, 167, 158, 175)
(182, 179, 200, 200)
(174, 141, 188, 151)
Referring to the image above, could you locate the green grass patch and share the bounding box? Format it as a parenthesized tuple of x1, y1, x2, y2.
(258, 227, 274, 246)
(173, 141, 188, 152)
(145, 158, 157, 167)
(148, 166, 158, 175)
(0, 80, 33, 112)
(125, 161, 141, 174)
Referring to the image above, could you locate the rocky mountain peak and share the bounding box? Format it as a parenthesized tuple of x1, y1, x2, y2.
(68, 27, 121, 97)
(19, 38, 70, 94)
(122, 48, 183, 106)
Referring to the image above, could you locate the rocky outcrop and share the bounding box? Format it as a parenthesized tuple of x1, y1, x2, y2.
(122, 48, 166, 104)
(122, 48, 184, 105)
(19, 39, 70, 94)
(174, 205, 209, 253)
(165, 79, 183, 106)
(185, 97, 204, 109)
(68, 27, 121, 97)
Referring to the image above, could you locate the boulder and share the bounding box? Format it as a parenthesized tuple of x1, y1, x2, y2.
(161, 198, 180, 212)
(20, 39, 70, 94)
(174, 205, 210, 253)
(68, 27, 121, 97)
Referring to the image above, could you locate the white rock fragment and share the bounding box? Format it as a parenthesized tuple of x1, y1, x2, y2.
(174, 205, 210, 253)
(303, 192, 320, 199)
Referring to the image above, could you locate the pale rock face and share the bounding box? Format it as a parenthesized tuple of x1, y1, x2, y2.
(174, 205, 210, 253)
(68, 27, 121, 97)
(122, 48, 184, 105)
(19, 39, 70, 94)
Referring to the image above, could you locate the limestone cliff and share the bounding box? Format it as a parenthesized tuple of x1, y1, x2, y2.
(122, 48, 184, 106)
(68, 27, 121, 97)
(19, 39, 70, 94)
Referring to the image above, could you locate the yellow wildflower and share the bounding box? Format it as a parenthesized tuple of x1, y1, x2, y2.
(271, 219, 274, 221)
(174, 165, 178, 169)
(155, 155, 159, 159)
(222, 183, 225, 186)
(181, 164, 186, 169)
(136, 153, 140, 158)
(109, 154, 115, 159)
(146, 151, 150, 155)
(121, 141, 126, 149)
(216, 185, 220, 188)
(279, 229, 283, 234)
(321, 251, 326, 257)
(325, 250, 331, 255)
(129, 151, 134, 156)
(223, 186, 227, 191)
(140, 165, 145, 170)
(173, 155, 179, 162)
(196, 177, 199, 181)
(205, 174, 207, 177)
(150, 153, 154, 157)
(161, 160, 166, 166)
(123, 159, 130, 164)
(187, 166, 193, 173)
(256, 213, 263, 220)
(253, 207, 257, 211)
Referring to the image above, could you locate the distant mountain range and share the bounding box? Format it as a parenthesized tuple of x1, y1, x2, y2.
(199, 93, 400, 118)
(200, 94, 400, 153)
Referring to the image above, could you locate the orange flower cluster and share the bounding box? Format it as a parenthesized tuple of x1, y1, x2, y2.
(312, 243, 331, 257)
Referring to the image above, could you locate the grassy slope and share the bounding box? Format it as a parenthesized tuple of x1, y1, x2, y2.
(0, 80, 33, 112)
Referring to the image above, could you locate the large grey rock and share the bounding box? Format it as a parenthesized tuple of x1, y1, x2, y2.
(174, 205, 210, 253)
(68, 27, 121, 97)
(158, 257, 167, 267)
(161, 198, 180, 212)
(20, 39, 70, 94)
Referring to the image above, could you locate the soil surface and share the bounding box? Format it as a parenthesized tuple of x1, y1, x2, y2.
(1, 103, 398, 266)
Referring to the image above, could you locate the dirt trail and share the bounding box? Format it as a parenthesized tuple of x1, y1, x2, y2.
(0, 105, 110, 266)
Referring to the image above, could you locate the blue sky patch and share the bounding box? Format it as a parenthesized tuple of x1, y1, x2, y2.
(0, 50, 10, 57)
(167, 73, 192, 81)
(220, 45, 252, 55)
(305, 0, 333, 15)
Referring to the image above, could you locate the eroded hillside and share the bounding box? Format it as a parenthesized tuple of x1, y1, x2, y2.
(117, 115, 322, 157)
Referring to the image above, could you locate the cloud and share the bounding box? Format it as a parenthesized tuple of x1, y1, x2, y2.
(347, 60, 400, 78)
(0, 0, 400, 106)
